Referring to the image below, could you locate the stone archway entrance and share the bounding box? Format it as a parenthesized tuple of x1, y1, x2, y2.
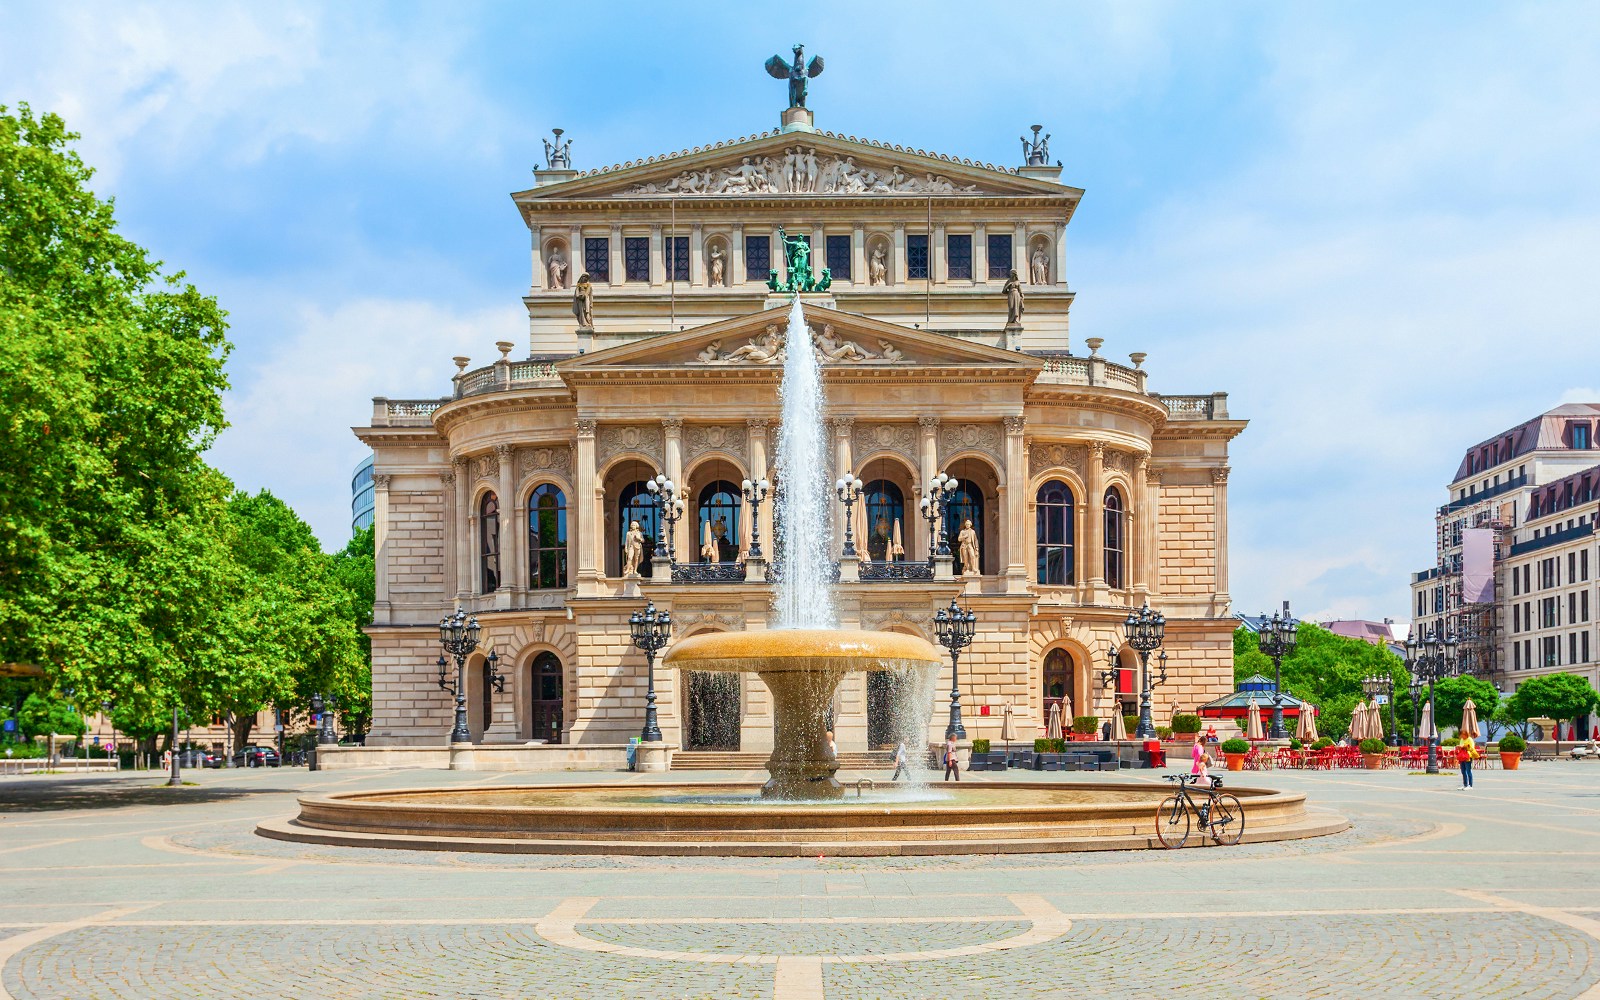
(685, 671, 741, 750)
(529, 651, 563, 744)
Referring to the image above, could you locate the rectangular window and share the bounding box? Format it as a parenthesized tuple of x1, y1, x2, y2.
(1524, 564, 1531, 593)
(907, 234, 929, 279)
(1543, 597, 1559, 628)
(1571, 632, 1579, 664)
(1571, 552, 1579, 584)
(1513, 604, 1521, 633)
(1584, 549, 1590, 581)
(584, 237, 610, 283)
(1512, 569, 1520, 597)
(1583, 590, 1590, 622)
(825, 235, 851, 280)
(946, 234, 972, 280)
(1513, 642, 1522, 669)
(988, 234, 1013, 278)
(745, 235, 770, 281)
(1584, 631, 1591, 663)
(1574, 423, 1591, 449)
(1545, 635, 1559, 667)
(1416, 591, 1425, 617)
(665, 236, 688, 282)
(624, 237, 650, 282)
(1571, 592, 1579, 624)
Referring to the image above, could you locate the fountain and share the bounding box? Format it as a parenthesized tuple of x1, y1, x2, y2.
(263, 298, 1345, 854)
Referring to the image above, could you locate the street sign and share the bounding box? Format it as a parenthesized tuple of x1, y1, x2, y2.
(1375, 694, 1390, 705)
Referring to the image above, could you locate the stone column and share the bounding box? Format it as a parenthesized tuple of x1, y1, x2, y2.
(731, 224, 746, 284)
(574, 420, 600, 589)
(453, 458, 472, 601)
(496, 445, 518, 600)
(932, 222, 946, 284)
(1013, 222, 1027, 277)
(893, 223, 907, 289)
(973, 223, 988, 285)
(1003, 416, 1028, 592)
(373, 474, 392, 615)
(690, 223, 704, 286)
(608, 225, 623, 285)
(439, 467, 457, 600)
(772, 224, 784, 284)
(1132, 455, 1152, 600)
(851, 224, 865, 286)
(1144, 465, 1162, 599)
(1055, 220, 1068, 286)
(918, 415, 939, 563)
(664, 418, 685, 558)
(570, 225, 584, 280)
(833, 417, 854, 570)
(1086, 442, 1106, 600)
(1213, 466, 1231, 611)
(529, 225, 542, 291)
(649, 225, 664, 288)
(812, 223, 825, 274)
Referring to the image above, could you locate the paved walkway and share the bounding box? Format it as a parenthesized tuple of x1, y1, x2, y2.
(3, 762, 1599, 998)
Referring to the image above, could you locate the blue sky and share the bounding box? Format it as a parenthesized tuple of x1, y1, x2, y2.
(5, 1, 1600, 624)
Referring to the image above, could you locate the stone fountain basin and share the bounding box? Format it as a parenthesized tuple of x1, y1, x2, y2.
(260, 781, 1347, 856)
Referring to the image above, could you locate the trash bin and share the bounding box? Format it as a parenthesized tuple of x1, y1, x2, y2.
(1141, 739, 1166, 769)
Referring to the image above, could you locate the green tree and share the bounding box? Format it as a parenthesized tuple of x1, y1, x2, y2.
(327, 525, 375, 737)
(17, 691, 85, 740)
(1429, 676, 1500, 737)
(1234, 623, 1409, 741)
(1509, 673, 1600, 753)
(0, 103, 231, 725)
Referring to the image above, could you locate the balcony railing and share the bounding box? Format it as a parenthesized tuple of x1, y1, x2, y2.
(1509, 521, 1594, 557)
(860, 561, 935, 581)
(453, 359, 565, 399)
(1439, 473, 1527, 516)
(670, 562, 746, 584)
(370, 397, 447, 427)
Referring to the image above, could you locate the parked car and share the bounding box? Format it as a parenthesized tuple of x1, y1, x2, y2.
(232, 746, 280, 768)
(173, 748, 221, 769)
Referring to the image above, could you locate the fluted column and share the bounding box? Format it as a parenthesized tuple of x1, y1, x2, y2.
(373, 474, 392, 614)
(1003, 416, 1028, 591)
(918, 415, 939, 558)
(748, 419, 770, 554)
(1132, 455, 1152, 600)
(453, 457, 471, 601)
(833, 417, 854, 555)
(1213, 466, 1231, 611)
(574, 420, 600, 588)
(496, 445, 517, 597)
(439, 468, 457, 601)
(664, 418, 685, 558)
(1086, 442, 1106, 599)
(731, 224, 746, 284)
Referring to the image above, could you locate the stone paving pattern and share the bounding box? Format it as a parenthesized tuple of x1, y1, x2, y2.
(4, 763, 1600, 998)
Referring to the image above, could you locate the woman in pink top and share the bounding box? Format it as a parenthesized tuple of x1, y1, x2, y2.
(1191, 738, 1206, 776)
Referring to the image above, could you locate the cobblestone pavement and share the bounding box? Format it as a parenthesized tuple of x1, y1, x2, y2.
(4, 763, 1600, 998)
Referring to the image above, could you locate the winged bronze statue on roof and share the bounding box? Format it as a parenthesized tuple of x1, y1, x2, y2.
(766, 44, 824, 109)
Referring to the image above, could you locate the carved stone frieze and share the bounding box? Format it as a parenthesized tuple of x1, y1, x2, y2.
(683, 425, 748, 464)
(471, 453, 498, 482)
(861, 608, 933, 640)
(937, 422, 1004, 465)
(619, 147, 981, 197)
(673, 611, 747, 632)
(693, 323, 909, 366)
(517, 445, 572, 479)
(851, 423, 917, 465)
(596, 424, 664, 466)
(1029, 442, 1088, 479)
(1104, 449, 1131, 475)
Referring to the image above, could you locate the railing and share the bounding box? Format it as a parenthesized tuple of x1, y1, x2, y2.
(371, 398, 447, 426)
(1162, 394, 1222, 420)
(1439, 473, 1527, 515)
(1509, 521, 1593, 557)
(451, 359, 567, 399)
(670, 562, 747, 584)
(860, 561, 935, 582)
(457, 368, 498, 396)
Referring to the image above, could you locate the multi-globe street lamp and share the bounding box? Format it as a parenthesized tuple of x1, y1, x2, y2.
(1123, 602, 1167, 739)
(1361, 674, 1399, 746)
(312, 692, 337, 746)
(835, 473, 863, 557)
(438, 608, 481, 745)
(918, 471, 957, 564)
(629, 600, 672, 743)
(644, 474, 685, 562)
(934, 598, 976, 740)
(1256, 606, 1298, 740)
(741, 477, 770, 559)
(1405, 627, 1459, 775)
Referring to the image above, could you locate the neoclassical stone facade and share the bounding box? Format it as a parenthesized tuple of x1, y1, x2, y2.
(358, 115, 1245, 751)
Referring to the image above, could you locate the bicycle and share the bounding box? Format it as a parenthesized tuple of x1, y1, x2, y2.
(1156, 774, 1245, 848)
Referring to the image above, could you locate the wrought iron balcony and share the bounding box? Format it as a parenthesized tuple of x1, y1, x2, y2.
(670, 562, 747, 584)
(860, 561, 934, 582)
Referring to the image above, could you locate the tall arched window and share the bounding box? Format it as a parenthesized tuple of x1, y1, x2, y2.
(479, 492, 501, 593)
(863, 479, 905, 562)
(1104, 487, 1125, 590)
(528, 484, 567, 589)
(942, 485, 984, 576)
(618, 481, 659, 578)
(1043, 648, 1072, 715)
(1036, 480, 1075, 585)
(696, 480, 742, 563)
(530, 651, 563, 744)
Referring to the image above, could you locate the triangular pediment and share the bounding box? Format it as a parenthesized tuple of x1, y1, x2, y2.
(562, 304, 1041, 373)
(515, 130, 1078, 201)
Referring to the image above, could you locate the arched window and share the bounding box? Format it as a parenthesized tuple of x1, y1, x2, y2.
(942, 484, 984, 576)
(1043, 648, 1071, 714)
(1036, 480, 1075, 585)
(618, 481, 660, 578)
(863, 479, 905, 562)
(530, 651, 563, 744)
(696, 480, 742, 563)
(528, 484, 567, 590)
(479, 492, 500, 593)
(1104, 487, 1125, 590)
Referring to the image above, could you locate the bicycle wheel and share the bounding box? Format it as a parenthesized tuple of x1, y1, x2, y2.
(1155, 795, 1191, 849)
(1208, 793, 1245, 846)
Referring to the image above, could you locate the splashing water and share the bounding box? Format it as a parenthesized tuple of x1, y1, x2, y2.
(773, 297, 838, 630)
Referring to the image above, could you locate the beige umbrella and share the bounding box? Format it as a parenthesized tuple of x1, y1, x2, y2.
(1295, 701, 1315, 742)
(1109, 707, 1128, 741)
(891, 518, 905, 559)
(1046, 702, 1063, 741)
(1246, 699, 1265, 741)
(1460, 698, 1480, 741)
(1350, 700, 1369, 742)
(1418, 699, 1437, 743)
(1001, 704, 1018, 756)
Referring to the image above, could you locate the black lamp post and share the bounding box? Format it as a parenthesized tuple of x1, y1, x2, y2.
(644, 473, 684, 562)
(835, 473, 863, 557)
(918, 471, 956, 563)
(438, 608, 481, 745)
(167, 704, 182, 787)
(1256, 606, 1299, 740)
(1123, 602, 1167, 739)
(935, 597, 976, 740)
(629, 600, 671, 742)
(1405, 627, 1458, 775)
(1362, 674, 1399, 746)
(312, 693, 337, 746)
(741, 477, 770, 559)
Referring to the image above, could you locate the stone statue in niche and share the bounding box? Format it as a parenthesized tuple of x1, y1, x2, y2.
(1003, 269, 1025, 327)
(708, 244, 725, 287)
(547, 249, 568, 290)
(1030, 246, 1050, 285)
(957, 519, 980, 577)
(622, 521, 645, 577)
(572, 273, 594, 328)
(868, 245, 888, 285)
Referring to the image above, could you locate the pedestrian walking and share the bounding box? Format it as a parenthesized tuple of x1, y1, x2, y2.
(943, 734, 960, 782)
(1191, 737, 1207, 778)
(1457, 736, 1476, 789)
(891, 742, 909, 781)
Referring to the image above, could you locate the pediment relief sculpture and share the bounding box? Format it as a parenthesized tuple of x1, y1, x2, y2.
(693, 324, 910, 366)
(620, 147, 981, 196)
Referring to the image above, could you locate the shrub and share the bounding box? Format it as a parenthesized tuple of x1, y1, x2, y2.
(1033, 737, 1066, 753)
(1171, 713, 1201, 734)
(971, 738, 991, 754)
(1220, 737, 1251, 755)
(1497, 734, 1527, 753)
(1155, 726, 1174, 739)
(1358, 738, 1387, 754)
(1289, 737, 1302, 750)
(1123, 715, 1139, 735)
(1312, 737, 1334, 750)
(1441, 737, 1460, 748)
(1072, 716, 1099, 735)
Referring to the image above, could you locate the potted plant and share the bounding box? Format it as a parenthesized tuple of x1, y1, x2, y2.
(1033, 736, 1068, 769)
(1497, 734, 1525, 770)
(1156, 726, 1174, 740)
(1358, 737, 1387, 769)
(1172, 714, 1202, 743)
(1123, 714, 1139, 738)
(1220, 737, 1250, 771)
(1072, 716, 1100, 742)
(1311, 737, 1334, 751)
(968, 737, 1005, 771)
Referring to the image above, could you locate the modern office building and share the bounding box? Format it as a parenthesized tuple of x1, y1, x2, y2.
(352, 453, 376, 533)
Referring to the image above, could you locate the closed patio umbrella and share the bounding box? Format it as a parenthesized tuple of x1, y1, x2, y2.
(1418, 699, 1437, 743)
(1460, 698, 1480, 741)
(1001, 704, 1018, 755)
(891, 518, 905, 559)
(1351, 700, 1370, 742)
(1246, 699, 1265, 741)
(1109, 707, 1127, 741)
(1295, 701, 1315, 742)
(1046, 702, 1063, 741)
